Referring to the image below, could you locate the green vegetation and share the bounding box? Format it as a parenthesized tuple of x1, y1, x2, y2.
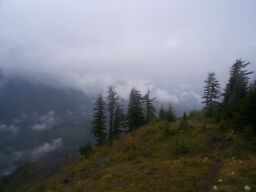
(142, 89, 157, 123)
(92, 94, 107, 145)
(80, 143, 93, 159)
(92, 87, 158, 145)
(2, 118, 256, 192)
(107, 86, 120, 141)
(202, 72, 221, 116)
(1, 59, 256, 191)
(223, 59, 252, 118)
(159, 104, 176, 122)
(178, 112, 189, 131)
(127, 88, 146, 132)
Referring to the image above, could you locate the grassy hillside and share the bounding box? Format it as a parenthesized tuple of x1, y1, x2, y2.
(1, 118, 256, 192)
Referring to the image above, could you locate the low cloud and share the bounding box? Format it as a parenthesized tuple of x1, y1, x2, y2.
(66, 110, 73, 116)
(179, 90, 202, 104)
(155, 89, 179, 103)
(31, 111, 57, 131)
(0, 0, 256, 109)
(109, 81, 199, 106)
(0, 138, 63, 176)
(31, 138, 63, 159)
(0, 124, 19, 134)
(12, 138, 63, 160)
(113, 79, 151, 100)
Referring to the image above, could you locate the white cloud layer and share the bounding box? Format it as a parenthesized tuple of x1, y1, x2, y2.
(31, 138, 63, 159)
(0, 0, 255, 104)
(0, 124, 19, 134)
(9, 138, 63, 162)
(31, 111, 57, 131)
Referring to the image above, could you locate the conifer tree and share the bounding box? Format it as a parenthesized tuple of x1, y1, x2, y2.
(249, 80, 256, 92)
(112, 101, 127, 138)
(252, 80, 256, 90)
(223, 59, 253, 116)
(143, 89, 156, 123)
(167, 103, 176, 122)
(127, 88, 145, 131)
(159, 104, 176, 122)
(159, 106, 166, 120)
(202, 72, 220, 115)
(179, 112, 189, 131)
(91, 95, 107, 145)
(236, 79, 256, 133)
(107, 86, 119, 140)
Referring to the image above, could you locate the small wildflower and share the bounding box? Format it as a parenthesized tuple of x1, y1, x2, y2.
(244, 185, 251, 191)
(212, 185, 218, 190)
(231, 171, 235, 175)
(218, 178, 223, 183)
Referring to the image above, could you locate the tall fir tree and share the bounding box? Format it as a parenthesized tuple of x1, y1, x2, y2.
(159, 104, 176, 122)
(223, 59, 253, 117)
(127, 88, 145, 131)
(235, 79, 256, 133)
(252, 80, 256, 90)
(159, 106, 166, 121)
(179, 112, 189, 131)
(143, 89, 156, 123)
(249, 79, 256, 92)
(112, 101, 127, 138)
(107, 86, 119, 140)
(202, 72, 220, 115)
(91, 95, 107, 145)
(167, 103, 176, 122)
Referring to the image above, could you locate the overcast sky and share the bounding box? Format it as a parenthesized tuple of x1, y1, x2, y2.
(0, 0, 256, 104)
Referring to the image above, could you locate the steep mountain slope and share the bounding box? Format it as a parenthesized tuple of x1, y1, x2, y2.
(2, 118, 256, 192)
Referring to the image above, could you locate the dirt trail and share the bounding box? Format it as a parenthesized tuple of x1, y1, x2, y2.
(195, 136, 233, 192)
